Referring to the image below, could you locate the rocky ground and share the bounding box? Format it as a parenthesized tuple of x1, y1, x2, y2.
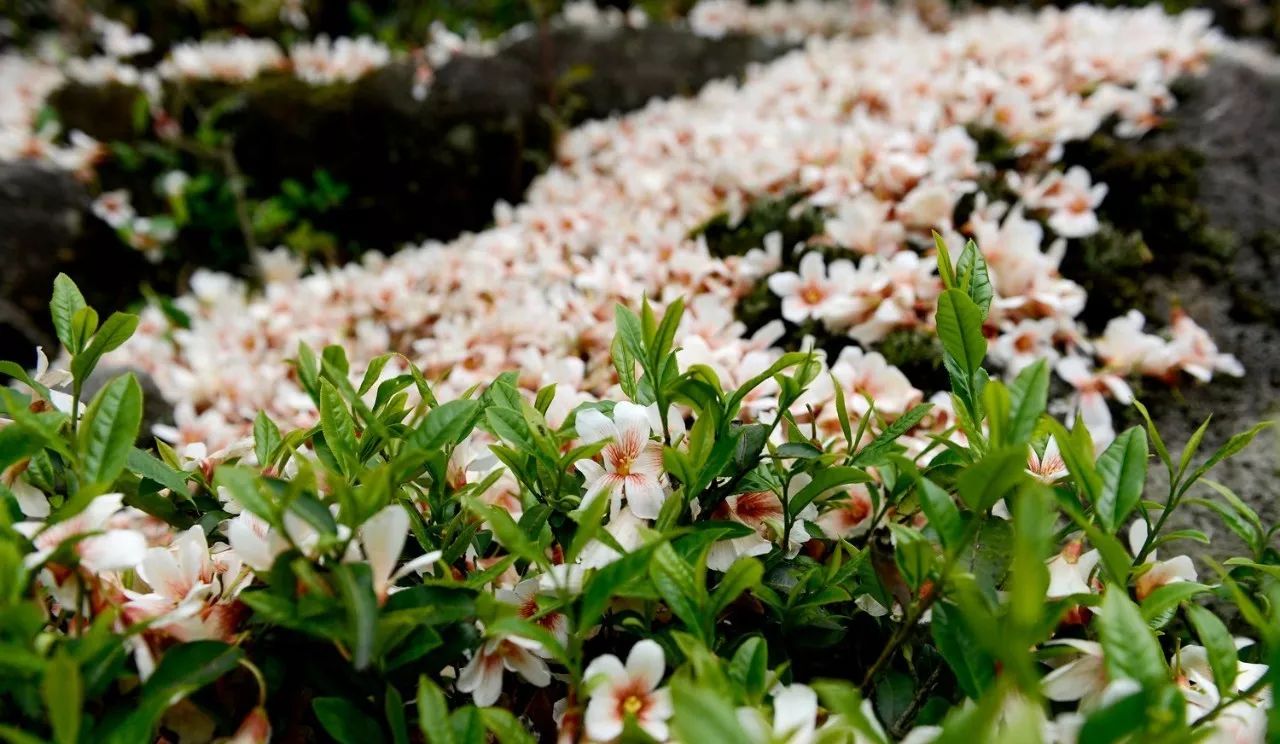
(1128, 43, 1280, 557)
(0, 19, 1277, 555)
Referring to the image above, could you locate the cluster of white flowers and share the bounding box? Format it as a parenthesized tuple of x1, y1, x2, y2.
(688, 0, 898, 40)
(158, 38, 287, 82)
(99, 7, 1232, 465)
(0, 54, 102, 173)
(289, 35, 393, 85)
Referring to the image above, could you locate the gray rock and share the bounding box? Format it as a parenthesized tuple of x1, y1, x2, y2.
(80, 365, 173, 446)
(1126, 45, 1280, 558)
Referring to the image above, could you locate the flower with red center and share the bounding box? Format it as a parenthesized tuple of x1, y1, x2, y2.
(457, 634, 551, 707)
(583, 640, 672, 742)
(1026, 438, 1068, 483)
(574, 402, 667, 519)
(497, 578, 569, 653)
(816, 483, 876, 539)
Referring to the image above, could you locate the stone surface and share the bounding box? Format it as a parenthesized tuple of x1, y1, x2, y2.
(1125, 44, 1280, 557)
(0, 162, 145, 366)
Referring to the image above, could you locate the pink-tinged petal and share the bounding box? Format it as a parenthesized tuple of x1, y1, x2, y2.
(139, 549, 187, 600)
(458, 649, 504, 707)
(583, 653, 627, 686)
(1055, 356, 1090, 387)
(632, 442, 665, 479)
(359, 505, 409, 591)
(576, 408, 616, 445)
(1079, 391, 1113, 433)
(505, 645, 551, 687)
(645, 686, 673, 721)
(1042, 655, 1106, 702)
(626, 639, 666, 692)
(780, 297, 811, 324)
(1102, 376, 1133, 404)
(622, 475, 665, 520)
(584, 697, 624, 742)
(579, 472, 617, 515)
(612, 402, 652, 445)
(639, 717, 669, 742)
(797, 251, 826, 280)
(767, 272, 802, 297)
(79, 529, 147, 572)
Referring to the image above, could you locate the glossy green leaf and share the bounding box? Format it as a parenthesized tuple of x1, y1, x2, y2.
(1095, 427, 1148, 532)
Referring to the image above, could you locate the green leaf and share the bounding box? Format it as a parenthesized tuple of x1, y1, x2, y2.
(847, 403, 933, 467)
(410, 399, 481, 451)
(932, 602, 994, 699)
(933, 231, 957, 290)
(417, 676, 456, 744)
(1139, 582, 1211, 624)
(479, 708, 536, 744)
(650, 543, 704, 638)
(579, 539, 665, 628)
(955, 239, 993, 317)
(127, 448, 190, 494)
(1178, 422, 1273, 498)
(106, 641, 244, 744)
(41, 649, 82, 744)
(1007, 360, 1049, 445)
(1185, 604, 1238, 696)
(615, 304, 646, 361)
(709, 557, 762, 616)
(320, 380, 360, 474)
(333, 563, 378, 670)
(50, 274, 87, 352)
(313, 698, 384, 744)
(253, 411, 283, 469)
(70, 307, 98, 358)
(727, 637, 769, 702)
(213, 465, 274, 521)
(955, 445, 1026, 513)
(1131, 400, 1172, 478)
(385, 685, 409, 744)
(671, 679, 749, 742)
(1048, 420, 1101, 506)
(788, 466, 872, 517)
(1094, 427, 1148, 532)
(78, 375, 143, 492)
(936, 289, 986, 377)
(917, 478, 963, 549)
(1098, 586, 1167, 689)
(70, 312, 139, 383)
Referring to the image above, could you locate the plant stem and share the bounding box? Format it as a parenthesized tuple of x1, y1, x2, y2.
(890, 664, 943, 738)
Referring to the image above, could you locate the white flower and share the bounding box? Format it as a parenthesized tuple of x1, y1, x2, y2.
(92, 189, 134, 229)
(1045, 540, 1098, 599)
(496, 578, 569, 654)
(739, 684, 820, 744)
(122, 525, 244, 641)
(707, 477, 815, 571)
(456, 633, 551, 707)
(583, 639, 673, 742)
(574, 402, 667, 519)
(1041, 639, 1108, 709)
(767, 252, 858, 325)
(1128, 520, 1196, 601)
(355, 504, 441, 602)
(1175, 644, 1269, 741)
(1026, 438, 1068, 484)
(15, 493, 147, 573)
(815, 482, 876, 539)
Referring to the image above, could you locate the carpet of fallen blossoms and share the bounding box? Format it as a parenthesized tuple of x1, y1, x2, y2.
(105, 5, 1241, 459)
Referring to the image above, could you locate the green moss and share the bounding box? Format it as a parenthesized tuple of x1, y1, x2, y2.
(1059, 131, 1236, 328)
(695, 193, 824, 259)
